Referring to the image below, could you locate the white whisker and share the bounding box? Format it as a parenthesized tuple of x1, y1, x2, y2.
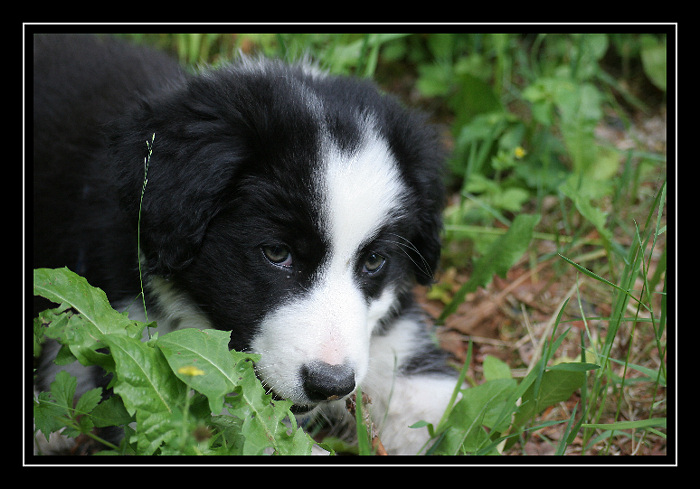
(376, 233, 434, 281)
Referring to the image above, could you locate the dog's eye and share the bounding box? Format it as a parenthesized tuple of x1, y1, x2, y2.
(262, 245, 293, 268)
(363, 252, 386, 274)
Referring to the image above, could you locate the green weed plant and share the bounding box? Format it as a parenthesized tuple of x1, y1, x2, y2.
(33, 267, 315, 455)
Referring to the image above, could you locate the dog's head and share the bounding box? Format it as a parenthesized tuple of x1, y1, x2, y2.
(109, 59, 445, 411)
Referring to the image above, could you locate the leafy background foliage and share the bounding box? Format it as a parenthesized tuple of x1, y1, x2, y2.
(33, 31, 669, 457)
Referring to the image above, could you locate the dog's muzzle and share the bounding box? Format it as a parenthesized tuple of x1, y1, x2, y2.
(266, 361, 357, 414)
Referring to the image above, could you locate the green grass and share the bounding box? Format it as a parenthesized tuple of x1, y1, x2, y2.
(33, 32, 669, 456)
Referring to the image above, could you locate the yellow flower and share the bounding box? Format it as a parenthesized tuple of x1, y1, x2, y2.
(178, 365, 205, 376)
(514, 146, 527, 159)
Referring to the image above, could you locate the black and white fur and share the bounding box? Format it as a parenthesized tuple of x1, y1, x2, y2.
(33, 34, 458, 454)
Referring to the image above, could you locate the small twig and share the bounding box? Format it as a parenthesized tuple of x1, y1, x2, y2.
(346, 393, 387, 455)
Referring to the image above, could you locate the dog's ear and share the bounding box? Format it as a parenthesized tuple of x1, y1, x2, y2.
(107, 86, 246, 277)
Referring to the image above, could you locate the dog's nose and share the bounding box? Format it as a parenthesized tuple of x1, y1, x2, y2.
(301, 361, 356, 402)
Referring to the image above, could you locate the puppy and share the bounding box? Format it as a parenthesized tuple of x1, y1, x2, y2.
(33, 34, 458, 454)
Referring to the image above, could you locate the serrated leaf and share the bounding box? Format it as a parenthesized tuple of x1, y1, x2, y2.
(34, 391, 68, 442)
(34, 305, 70, 357)
(103, 335, 186, 454)
(34, 268, 147, 368)
(50, 370, 77, 411)
(33, 267, 316, 455)
(138, 408, 180, 455)
(225, 359, 313, 455)
(34, 268, 140, 336)
(208, 415, 246, 453)
(103, 335, 183, 416)
(157, 328, 253, 414)
(34, 372, 102, 441)
(159, 328, 313, 454)
(90, 396, 134, 428)
(74, 387, 103, 417)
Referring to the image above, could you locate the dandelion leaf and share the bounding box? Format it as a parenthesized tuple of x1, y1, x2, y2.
(225, 358, 314, 455)
(103, 335, 186, 454)
(157, 328, 254, 414)
(34, 268, 146, 368)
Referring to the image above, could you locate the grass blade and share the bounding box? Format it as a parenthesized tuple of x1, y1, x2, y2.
(582, 418, 666, 431)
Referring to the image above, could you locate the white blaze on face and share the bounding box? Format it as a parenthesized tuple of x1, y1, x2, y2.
(321, 130, 406, 265)
(251, 123, 407, 404)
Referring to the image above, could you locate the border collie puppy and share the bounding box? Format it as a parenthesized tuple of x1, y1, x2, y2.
(33, 34, 458, 454)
